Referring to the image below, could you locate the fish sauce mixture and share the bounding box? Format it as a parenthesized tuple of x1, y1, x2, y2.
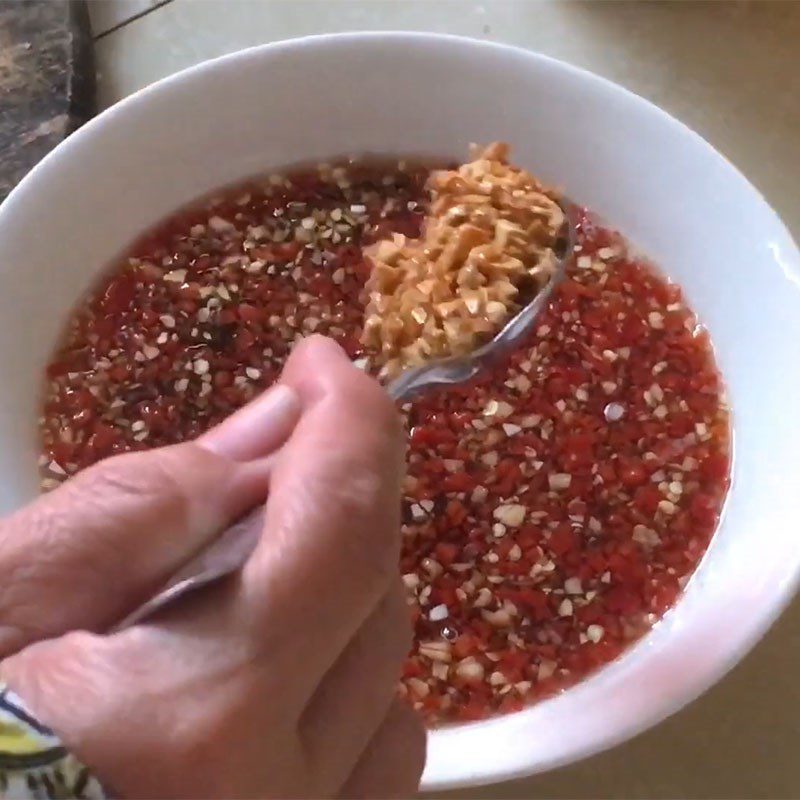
(40, 158, 730, 725)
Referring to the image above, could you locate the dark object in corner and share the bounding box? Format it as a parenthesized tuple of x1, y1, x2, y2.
(0, 0, 95, 202)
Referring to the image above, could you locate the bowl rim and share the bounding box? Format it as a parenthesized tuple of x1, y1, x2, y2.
(1, 30, 799, 792)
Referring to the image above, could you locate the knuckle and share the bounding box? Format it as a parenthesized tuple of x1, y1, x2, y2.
(321, 361, 404, 456)
(373, 584, 413, 666)
(55, 629, 103, 662)
(0, 513, 94, 643)
(345, 372, 404, 444)
(5, 631, 103, 713)
(70, 444, 222, 531)
(0, 449, 213, 642)
(404, 714, 427, 789)
(349, 589, 410, 675)
(77, 448, 184, 505)
(389, 702, 427, 793)
(321, 456, 401, 577)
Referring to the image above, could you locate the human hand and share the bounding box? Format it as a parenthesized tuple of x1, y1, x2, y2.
(0, 336, 425, 798)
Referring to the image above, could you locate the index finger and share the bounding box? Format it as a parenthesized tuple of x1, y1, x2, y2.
(243, 336, 405, 688)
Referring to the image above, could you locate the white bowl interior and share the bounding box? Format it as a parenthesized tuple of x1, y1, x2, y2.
(0, 34, 798, 791)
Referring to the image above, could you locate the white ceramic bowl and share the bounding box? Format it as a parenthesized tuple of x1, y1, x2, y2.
(0, 33, 798, 791)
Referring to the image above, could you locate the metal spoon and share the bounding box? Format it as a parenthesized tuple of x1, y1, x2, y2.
(386, 206, 576, 401)
(114, 207, 576, 631)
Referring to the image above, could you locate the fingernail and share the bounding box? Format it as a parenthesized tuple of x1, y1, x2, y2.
(280, 335, 359, 405)
(198, 384, 302, 461)
(295, 334, 351, 364)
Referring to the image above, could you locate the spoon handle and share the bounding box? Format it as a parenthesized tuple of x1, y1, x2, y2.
(112, 506, 265, 631)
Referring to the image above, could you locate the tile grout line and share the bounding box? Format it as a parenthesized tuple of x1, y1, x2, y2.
(93, 0, 176, 41)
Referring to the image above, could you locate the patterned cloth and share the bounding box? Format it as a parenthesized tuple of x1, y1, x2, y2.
(0, 684, 106, 799)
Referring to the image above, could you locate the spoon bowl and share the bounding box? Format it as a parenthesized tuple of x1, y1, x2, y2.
(387, 204, 577, 401)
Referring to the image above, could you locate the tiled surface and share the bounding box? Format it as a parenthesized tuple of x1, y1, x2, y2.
(87, 0, 168, 36)
(91, 2, 800, 797)
(93, 0, 800, 239)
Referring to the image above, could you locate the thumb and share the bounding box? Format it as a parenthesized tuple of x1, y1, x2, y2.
(0, 384, 301, 657)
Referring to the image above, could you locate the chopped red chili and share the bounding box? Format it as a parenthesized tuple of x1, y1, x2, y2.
(40, 160, 730, 726)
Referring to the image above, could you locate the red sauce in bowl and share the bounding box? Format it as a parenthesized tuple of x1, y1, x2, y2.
(40, 160, 730, 725)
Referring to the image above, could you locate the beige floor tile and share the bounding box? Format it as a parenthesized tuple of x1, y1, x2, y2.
(431, 601, 800, 799)
(87, 0, 170, 37)
(94, 1, 800, 239)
